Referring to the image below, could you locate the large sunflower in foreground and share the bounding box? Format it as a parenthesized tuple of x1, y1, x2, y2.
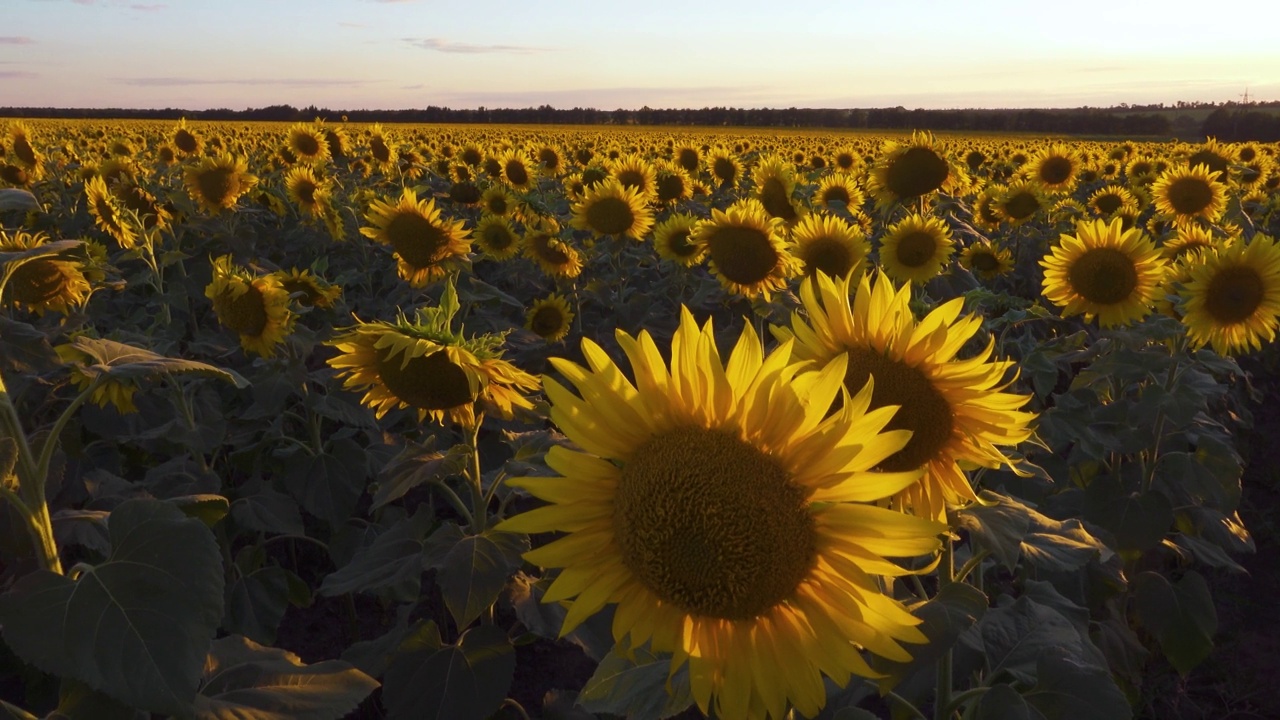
(692, 198, 799, 299)
(569, 177, 654, 240)
(498, 309, 945, 720)
(878, 213, 954, 285)
(326, 281, 537, 427)
(0, 230, 92, 315)
(360, 188, 471, 287)
(1040, 218, 1167, 328)
(1179, 234, 1280, 355)
(183, 152, 258, 214)
(1151, 164, 1229, 226)
(776, 271, 1036, 522)
(205, 255, 294, 357)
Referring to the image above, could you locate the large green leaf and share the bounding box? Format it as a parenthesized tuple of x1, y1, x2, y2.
(1024, 650, 1132, 720)
(874, 582, 988, 693)
(432, 528, 529, 630)
(382, 624, 515, 720)
(0, 499, 224, 715)
(48, 679, 146, 720)
(284, 439, 366, 527)
(956, 492, 1109, 571)
(979, 596, 1086, 684)
(225, 565, 309, 646)
(1132, 570, 1217, 673)
(974, 684, 1039, 720)
(229, 489, 306, 536)
(0, 188, 40, 212)
(319, 510, 432, 598)
(0, 317, 60, 374)
(191, 635, 378, 720)
(371, 439, 470, 511)
(63, 336, 249, 389)
(577, 645, 694, 720)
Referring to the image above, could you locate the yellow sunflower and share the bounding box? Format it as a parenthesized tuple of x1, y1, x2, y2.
(752, 155, 802, 224)
(569, 177, 655, 241)
(607, 153, 659, 201)
(790, 212, 869, 281)
(0, 230, 92, 316)
(55, 343, 140, 414)
(286, 123, 329, 164)
(480, 184, 518, 218)
(326, 281, 538, 428)
(6, 122, 43, 179)
(971, 185, 1005, 232)
(654, 161, 694, 205)
(360, 188, 472, 288)
(474, 214, 521, 261)
(707, 148, 744, 188)
(1179, 234, 1280, 355)
(284, 165, 330, 217)
(960, 241, 1015, 280)
(525, 294, 574, 342)
(496, 148, 536, 191)
(274, 267, 342, 309)
(866, 132, 965, 210)
(1161, 224, 1220, 263)
(878, 213, 955, 285)
(84, 175, 138, 249)
(651, 213, 705, 266)
(498, 309, 945, 720)
(183, 152, 259, 214)
(1023, 143, 1081, 193)
(170, 118, 202, 157)
(996, 180, 1048, 227)
(523, 216, 583, 279)
(1087, 185, 1140, 219)
(813, 173, 865, 210)
(1151, 164, 1229, 226)
(205, 255, 295, 357)
(1040, 218, 1167, 328)
(673, 144, 701, 174)
(367, 124, 396, 171)
(777, 270, 1036, 522)
(692, 198, 799, 299)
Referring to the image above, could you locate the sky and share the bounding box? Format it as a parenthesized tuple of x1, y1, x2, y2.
(3, 0, 1278, 112)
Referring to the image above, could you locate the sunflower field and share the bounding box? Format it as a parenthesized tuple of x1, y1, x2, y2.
(0, 117, 1278, 720)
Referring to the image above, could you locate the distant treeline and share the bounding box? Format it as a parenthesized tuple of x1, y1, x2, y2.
(3, 101, 1279, 141)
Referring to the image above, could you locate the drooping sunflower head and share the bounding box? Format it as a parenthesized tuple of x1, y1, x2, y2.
(751, 154, 802, 224)
(1179, 233, 1280, 355)
(1023, 143, 1081, 193)
(204, 255, 295, 357)
(6, 122, 43, 174)
(326, 280, 537, 427)
(651, 213, 704, 266)
(287, 122, 330, 164)
(778, 269, 1036, 521)
(878, 213, 955, 285)
(522, 216, 583, 279)
(183, 152, 259, 214)
(1040, 218, 1168, 328)
(960, 240, 1014, 280)
(273, 267, 342, 309)
(1151, 163, 1229, 226)
(359, 187, 472, 288)
(972, 185, 1005, 231)
(691, 198, 799, 299)
(813, 173, 865, 210)
(569, 176, 655, 241)
(55, 342, 141, 415)
(867, 131, 962, 210)
(171, 118, 202, 157)
(790, 212, 869, 281)
(284, 165, 330, 217)
(84, 175, 139, 249)
(498, 307, 947, 719)
(524, 293, 574, 342)
(0, 230, 93, 316)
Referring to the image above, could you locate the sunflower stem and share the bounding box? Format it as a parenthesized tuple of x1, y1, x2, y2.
(428, 478, 472, 529)
(466, 415, 487, 534)
(934, 537, 954, 720)
(0, 371, 67, 574)
(1142, 348, 1184, 494)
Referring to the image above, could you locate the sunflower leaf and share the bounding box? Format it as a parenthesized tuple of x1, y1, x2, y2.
(0, 499, 224, 715)
(65, 336, 249, 388)
(434, 528, 529, 631)
(318, 509, 432, 598)
(1132, 570, 1217, 674)
(0, 188, 40, 212)
(382, 625, 514, 720)
(578, 645, 694, 720)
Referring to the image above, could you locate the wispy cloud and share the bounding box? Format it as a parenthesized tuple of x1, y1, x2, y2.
(0, 71, 39, 80)
(403, 37, 553, 55)
(0, 36, 35, 45)
(119, 77, 375, 88)
(339, 21, 367, 28)
(129, 3, 165, 10)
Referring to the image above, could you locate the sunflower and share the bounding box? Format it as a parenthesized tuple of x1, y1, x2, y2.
(470, 214, 519, 261)
(183, 152, 258, 214)
(284, 165, 329, 217)
(55, 342, 140, 415)
(790, 213, 869, 281)
(607, 153, 658, 200)
(971, 185, 1004, 232)
(1179, 234, 1280, 355)
(84, 175, 138, 249)
(692, 198, 799, 299)
(653, 162, 694, 205)
(498, 309, 945, 719)
(1087, 185, 1139, 219)
(317, 120, 350, 160)
(360, 188, 472, 288)
(0, 230, 92, 315)
(1023, 143, 1081, 193)
(287, 123, 329, 164)
(878, 213, 955, 285)
(752, 155, 802, 223)
(1184, 138, 1235, 176)
(523, 216, 583, 279)
(996, 180, 1048, 227)
(673, 144, 700, 174)
(1040, 218, 1167, 328)
(1161, 224, 1220, 262)
(534, 144, 565, 176)
(6, 123, 42, 177)
(170, 118, 202, 157)
(569, 177, 654, 241)
(960, 241, 1014, 280)
(777, 270, 1036, 522)
(496, 148, 535, 191)
(204, 255, 294, 357)
(707, 148, 744, 188)
(1151, 164, 1229, 226)
(459, 143, 485, 167)
(367, 124, 396, 170)
(651, 213, 704, 266)
(114, 180, 171, 232)
(866, 132, 964, 210)
(813, 173, 865, 210)
(326, 281, 537, 427)
(480, 184, 518, 218)
(274, 267, 342, 309)
(525, 294, 574, 342)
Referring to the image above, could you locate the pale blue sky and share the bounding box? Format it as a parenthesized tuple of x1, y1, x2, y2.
(3, 0, 1277, 111)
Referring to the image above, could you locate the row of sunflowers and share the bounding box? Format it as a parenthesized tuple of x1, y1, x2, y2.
(0, 117, 1275, 719)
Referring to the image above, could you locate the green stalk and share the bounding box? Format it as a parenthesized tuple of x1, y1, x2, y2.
(934, 537, 954, 720)
(0, 371, 70, 574)
(466, 415, 487, 535)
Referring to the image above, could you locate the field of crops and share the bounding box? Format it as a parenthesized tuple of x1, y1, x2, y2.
(0, 118, 1277, 720)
